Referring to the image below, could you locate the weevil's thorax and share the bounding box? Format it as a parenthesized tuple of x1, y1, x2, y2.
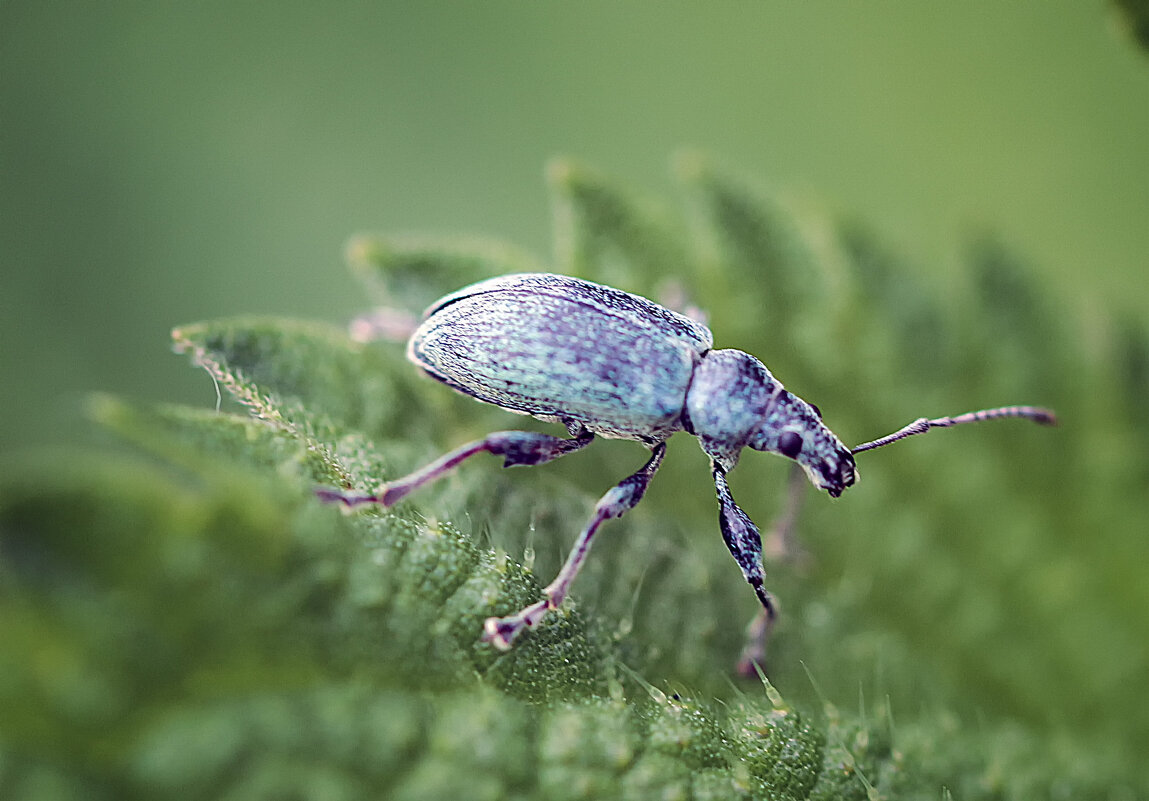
(748, 392, 857, 498)
(684, 349, 782, 471)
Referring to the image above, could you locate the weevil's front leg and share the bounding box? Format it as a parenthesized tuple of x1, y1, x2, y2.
(317, 426, 595, 508)
(483, 442, 667, 650)
(710, 464, 778, 675)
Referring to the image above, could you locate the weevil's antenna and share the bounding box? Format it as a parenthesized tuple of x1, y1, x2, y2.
(851, 405, 1057, 454)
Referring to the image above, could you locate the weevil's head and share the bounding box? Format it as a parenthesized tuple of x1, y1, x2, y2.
(748, 390, 856, 497)
(686, 349, 856, 496)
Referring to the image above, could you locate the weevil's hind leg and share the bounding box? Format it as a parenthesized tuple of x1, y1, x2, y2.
(483, 442, 667, 650)
(316, 426, 595, 508)
(763, 462, 809, 563)
(710, 464, 778, 676)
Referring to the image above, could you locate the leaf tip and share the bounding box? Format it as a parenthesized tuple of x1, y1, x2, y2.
(671, 148, 710, 183)
(344, 233, 384, 276)
(545, 155, 578, 188)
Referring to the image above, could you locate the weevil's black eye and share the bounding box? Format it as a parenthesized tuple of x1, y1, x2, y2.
(778, 431, 804, 459)
(810, 404, 822, 419)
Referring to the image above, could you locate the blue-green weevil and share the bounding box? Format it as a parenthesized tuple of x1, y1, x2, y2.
(319, 273, 1055, 653)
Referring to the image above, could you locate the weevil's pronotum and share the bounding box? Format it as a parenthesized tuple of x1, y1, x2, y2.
(318, 273, 1055, 652)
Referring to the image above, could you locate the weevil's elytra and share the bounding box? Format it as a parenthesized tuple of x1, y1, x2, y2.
(410, 274, 714, 444)
(318, 272, 1055, 658)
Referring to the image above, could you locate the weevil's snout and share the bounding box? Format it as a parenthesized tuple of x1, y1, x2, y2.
(819, 449, 857, 498)
(749, 391, 857, 497)
(796, 441, 856, 498)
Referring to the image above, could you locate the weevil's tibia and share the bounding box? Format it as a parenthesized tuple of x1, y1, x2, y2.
(482, 442, 668, 650)
(711, 464, 778, 673)
(315, 427, 595, 508)
(851, 405, 1057, 454)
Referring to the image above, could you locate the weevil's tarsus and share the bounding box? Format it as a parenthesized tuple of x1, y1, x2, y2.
(315, 427, 595, 508)
(314, 487, 379, 507)
(851, 405, 1058, 454)
(482, 442, 667, 650)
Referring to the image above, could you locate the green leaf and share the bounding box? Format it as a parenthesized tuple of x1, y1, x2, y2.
(4, 156, 1146, 798)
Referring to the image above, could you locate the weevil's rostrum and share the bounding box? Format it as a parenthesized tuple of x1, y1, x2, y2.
(319, 272, 1054, 656)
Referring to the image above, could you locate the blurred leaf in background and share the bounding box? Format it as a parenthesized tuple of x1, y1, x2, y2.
(1115, 0, 1149, 51)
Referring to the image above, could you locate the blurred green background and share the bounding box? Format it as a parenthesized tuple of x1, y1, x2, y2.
(2, 2, 1148, 452)
(4, 4, 1149, 796)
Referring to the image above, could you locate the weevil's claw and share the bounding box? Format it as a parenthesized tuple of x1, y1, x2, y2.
(378, 483, 413, 506)
(482, 596, 553, 649)
(315, 482, 414, 508)
(482, 616, 520, 651)
(314, 487, 354, 505)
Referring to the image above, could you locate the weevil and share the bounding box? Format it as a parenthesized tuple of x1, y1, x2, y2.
(318, 273, 1056, 653)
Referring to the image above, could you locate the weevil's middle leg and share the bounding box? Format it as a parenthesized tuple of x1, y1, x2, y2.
(482, 442, 667, 650)
(710, 464, 779, 675)
(316, 426, 595, 508)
